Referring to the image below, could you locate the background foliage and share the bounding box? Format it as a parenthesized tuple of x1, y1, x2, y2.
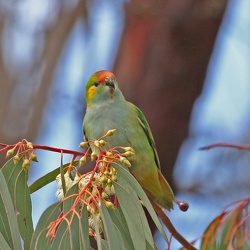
(1, 140, 250, 249)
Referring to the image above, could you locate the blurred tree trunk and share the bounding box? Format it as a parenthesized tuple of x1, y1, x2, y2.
(0, 2, 86, 164)
(114, 0, 228, 191)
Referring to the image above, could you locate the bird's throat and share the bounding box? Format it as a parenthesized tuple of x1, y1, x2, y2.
(109, 88, 114, 99)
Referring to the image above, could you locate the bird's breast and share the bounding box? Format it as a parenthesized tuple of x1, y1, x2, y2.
(84, 102, 131, 147)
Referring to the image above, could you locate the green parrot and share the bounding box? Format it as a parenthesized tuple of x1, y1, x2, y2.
(83, 70, 174, 210)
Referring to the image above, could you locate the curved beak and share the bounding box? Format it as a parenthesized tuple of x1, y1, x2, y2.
(105, 78, 115, 89)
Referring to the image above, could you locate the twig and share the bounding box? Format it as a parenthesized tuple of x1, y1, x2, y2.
(199, 143, 250, 151)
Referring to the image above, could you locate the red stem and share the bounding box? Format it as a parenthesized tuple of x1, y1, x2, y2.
(33, 144, 86, 156)
(0, 142, 87, 157)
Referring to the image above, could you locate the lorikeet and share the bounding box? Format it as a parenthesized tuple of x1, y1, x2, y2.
(83, 70, 174, 210)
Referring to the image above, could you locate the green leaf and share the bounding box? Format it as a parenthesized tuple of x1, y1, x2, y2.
(0, 231, 12, 250)
(93, 212, 102, 250)
(30, 202, 62, 250)
(29, 161, 78, 194)
(50, 220, 71, 250)
(51, 184, 81, 250)
(100, 239, 109, 250)
(79, 205, 91, 250)
(0, 169, 22, 250)
(2, 158, 34, 250)
(29, 166, 61, 194)
(100, 201, 125, 250)
(147, 240, 158, 250)
(106, 208, 134, 250)
(113, 163, 168, 244)
(50, 184, 92, 250)
(113, 179, 153, 250)
(62, 184, 79, 213)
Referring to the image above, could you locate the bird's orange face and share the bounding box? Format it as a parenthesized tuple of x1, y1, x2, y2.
(97, 71, 115, 83)
(88, 71, 115, 98)
(85, 70, 117, 105)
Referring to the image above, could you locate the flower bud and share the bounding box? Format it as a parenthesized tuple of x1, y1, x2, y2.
(104, 200, 115, 210)
(122, 151, 135, 157)
(6, 148, 14, 158)
(99, 140, 106, 146)
(119, 157, 131, 167)
(79, 141, 89, 148)
(101, 192, 109, 199)
(105, 129, 116, 137)
(100, 176, 108, 184)
(27, 142, 33, 149)
(13, 154, 20, 165)
(91, 151, 98, 161)
(104, 185, 115, 195)
(104, 170, 110, 176)
(111, 174, 117, 182)
(94, 140, 100, 148)
(87, 205, 92, 213)
(22, 159, 31, 171)
(79, 155, 87, 166)
(30, 153, 38, 162)
(106, 151, 113, 157)
(123, 147, 135, 153)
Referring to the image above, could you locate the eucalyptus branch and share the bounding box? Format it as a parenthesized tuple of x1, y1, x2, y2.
(199, 143, 250, 151)
(0, 141, 87, 157)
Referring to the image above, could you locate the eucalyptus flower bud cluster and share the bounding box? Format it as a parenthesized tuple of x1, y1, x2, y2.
(100, 167, 116, 197)
(78, 137, 107, 163)
(55, 130, 135, 236)
(55, 167, 117, 203)
(118, 146, 135, 167)
(5, 141, 39, 171)
(55, 162, 118, 235)
(90, 139, 107, 161)
(20, 151, 38, 171)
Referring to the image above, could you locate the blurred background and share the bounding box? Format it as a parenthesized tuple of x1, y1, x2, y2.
(0, 0, 250, 249)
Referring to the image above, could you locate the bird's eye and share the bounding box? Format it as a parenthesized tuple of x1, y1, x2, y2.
(94, 82, 99, 87)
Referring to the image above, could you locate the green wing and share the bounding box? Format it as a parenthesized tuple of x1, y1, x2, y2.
(82, 121, 88, 141)
(134, 105, 161, 170)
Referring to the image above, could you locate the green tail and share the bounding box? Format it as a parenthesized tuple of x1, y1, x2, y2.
(144, 170, 174, 211)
